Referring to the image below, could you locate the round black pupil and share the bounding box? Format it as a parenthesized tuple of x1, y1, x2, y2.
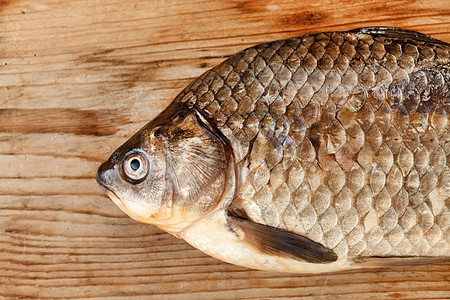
(130, 158, 140, 171)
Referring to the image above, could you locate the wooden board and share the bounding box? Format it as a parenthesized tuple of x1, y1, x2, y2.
(0, 0, 449, 298)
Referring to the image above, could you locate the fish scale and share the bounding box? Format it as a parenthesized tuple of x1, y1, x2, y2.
(175, 29, 449, 260)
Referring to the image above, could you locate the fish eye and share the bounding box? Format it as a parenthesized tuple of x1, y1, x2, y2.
(123, 152, 149, 181)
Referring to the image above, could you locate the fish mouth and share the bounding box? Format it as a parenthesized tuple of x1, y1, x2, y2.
(96, 161, 147, 220)
(96, 173, 113, 197)
(98, 180, 144, 222)
(96, 160, 115, 191)
(96, 171, 108, 191)
(96, 169, 128, 212)
(96, 161, 124, 206)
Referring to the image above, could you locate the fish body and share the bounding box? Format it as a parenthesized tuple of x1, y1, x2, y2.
(97, 27, 450, 273)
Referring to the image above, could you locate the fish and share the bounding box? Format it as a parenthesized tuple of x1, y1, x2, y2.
(97, 27, 450, 273)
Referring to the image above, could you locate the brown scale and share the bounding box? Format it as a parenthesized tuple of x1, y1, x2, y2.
(175, 27, 449, 261)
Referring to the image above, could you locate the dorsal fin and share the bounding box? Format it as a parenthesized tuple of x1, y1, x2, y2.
(350, 27, 449, 45)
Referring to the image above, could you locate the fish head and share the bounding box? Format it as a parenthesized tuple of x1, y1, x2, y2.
(97, 110, 235, 234)
(96, 123, 169, 224)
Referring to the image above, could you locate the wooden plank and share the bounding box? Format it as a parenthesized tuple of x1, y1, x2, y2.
(0, 0, 449, 298)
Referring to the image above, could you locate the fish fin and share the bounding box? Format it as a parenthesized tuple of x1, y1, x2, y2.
(350, 27, 449, 45)
(227, 211, 338, 264)
(354, 256, 450, 267)
(161, 110, 229, 201)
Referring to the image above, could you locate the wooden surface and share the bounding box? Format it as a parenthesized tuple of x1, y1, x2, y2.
(0, 0, 449, 299)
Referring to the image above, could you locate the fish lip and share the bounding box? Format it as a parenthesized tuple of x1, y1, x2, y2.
(96, 165, 109, 191)
(96, 171, 117, 198)
(96, 169, 107, 190)
(96, 164, 126, 208)
(96, 161, 117, 195)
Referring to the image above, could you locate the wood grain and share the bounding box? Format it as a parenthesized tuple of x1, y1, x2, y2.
(0, 0, 449, 299)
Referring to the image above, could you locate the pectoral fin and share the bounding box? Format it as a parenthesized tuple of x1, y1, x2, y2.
(227, 212, 338, 264)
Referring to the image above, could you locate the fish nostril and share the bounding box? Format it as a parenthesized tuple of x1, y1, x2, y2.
(110, 152, 119, 164)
